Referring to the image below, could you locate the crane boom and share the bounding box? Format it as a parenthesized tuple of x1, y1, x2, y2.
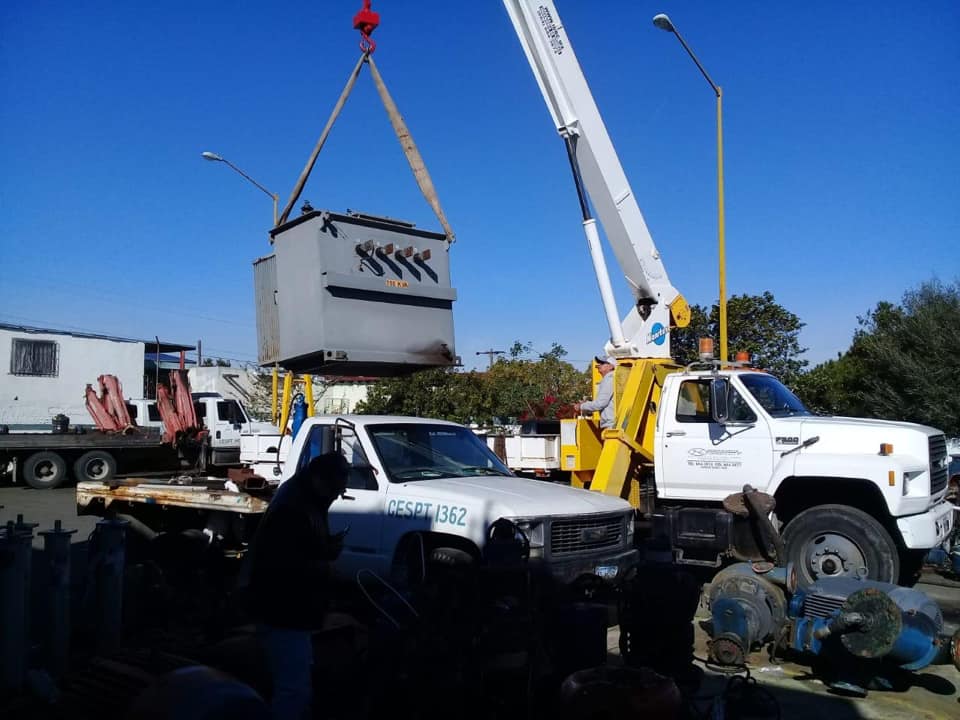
(504, 0, 689, 358)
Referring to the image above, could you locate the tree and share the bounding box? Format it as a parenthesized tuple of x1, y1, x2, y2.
(672, 292, 808, 384)
(355, 342, 590, 427)
(355, 367, 479, 423)
(201, 357, 231, 367)
(485, 346, 589, 423)
(805, 280, 960, 433)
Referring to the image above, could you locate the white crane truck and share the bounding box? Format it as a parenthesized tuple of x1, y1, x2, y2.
(76, 1, 953, 588)
(503, 0, 954, 585)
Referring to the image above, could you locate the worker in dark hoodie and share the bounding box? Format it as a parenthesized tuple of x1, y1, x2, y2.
(247, 451, 349, 720)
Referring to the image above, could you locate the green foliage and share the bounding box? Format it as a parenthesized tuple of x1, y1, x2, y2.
(673, 292, 808, 384)
(800, 280, 960, 433)
(355, 342, 590, 426)
(201, 357, 231, 367)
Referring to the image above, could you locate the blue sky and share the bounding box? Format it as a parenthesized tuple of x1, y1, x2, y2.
(2, 1, 957, 371)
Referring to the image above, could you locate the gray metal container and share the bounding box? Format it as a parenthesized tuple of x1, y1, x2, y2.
(255, 209, 457, 376)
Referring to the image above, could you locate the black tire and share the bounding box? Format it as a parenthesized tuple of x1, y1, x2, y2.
(429, 547, 475, 567)
(782, 504, 899, 586)
(22, 451, 68, 489)
(73, 450, 117, 483)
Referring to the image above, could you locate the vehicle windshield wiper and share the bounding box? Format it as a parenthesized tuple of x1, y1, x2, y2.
(458, 466, 512, 476)
(392, 466, 450, 479)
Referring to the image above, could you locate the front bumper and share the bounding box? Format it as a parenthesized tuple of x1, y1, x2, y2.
(896, 500, 957, 549)
(534, 548, 639, 585)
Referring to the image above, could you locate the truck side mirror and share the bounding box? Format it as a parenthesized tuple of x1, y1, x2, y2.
(711, 379, 730, 424)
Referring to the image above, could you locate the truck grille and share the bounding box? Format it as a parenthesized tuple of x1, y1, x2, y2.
(930, 434, 948, 498)
(550, 514, 623, 557)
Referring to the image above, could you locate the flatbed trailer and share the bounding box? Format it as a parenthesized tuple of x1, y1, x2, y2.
(0, 429, 178, 489)
(76, 477, 272, 549)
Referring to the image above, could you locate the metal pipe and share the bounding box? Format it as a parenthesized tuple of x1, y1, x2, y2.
(583, 219, 627, 349)
(303, 374, 315, 417)
(39, 519, 76, 679)
(93, 518, 128, 654)
(562, 135, 625, 349)
(0, 521, 31, 692)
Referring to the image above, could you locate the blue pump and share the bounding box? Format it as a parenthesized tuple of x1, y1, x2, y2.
(707, 566, 958, 696)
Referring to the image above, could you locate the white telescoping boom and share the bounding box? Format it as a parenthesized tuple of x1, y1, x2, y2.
(503, 0, 690, 359)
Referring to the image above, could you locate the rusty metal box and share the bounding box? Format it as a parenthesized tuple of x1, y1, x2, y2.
(254, 209, 457, 376)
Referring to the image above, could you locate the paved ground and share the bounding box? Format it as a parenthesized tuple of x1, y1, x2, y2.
(5, 484, 959, 718)
(0, 485, 98, 546)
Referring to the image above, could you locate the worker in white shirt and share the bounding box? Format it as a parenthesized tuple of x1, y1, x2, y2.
(574, 355, 616, 429)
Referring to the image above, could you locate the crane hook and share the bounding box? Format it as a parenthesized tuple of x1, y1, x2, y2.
(353, 0, 380, 53)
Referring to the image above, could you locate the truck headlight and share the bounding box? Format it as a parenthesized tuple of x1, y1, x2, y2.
(512, 518, 545, 549)
(902, 470, 924, 496)
(625, 514, 635, 544)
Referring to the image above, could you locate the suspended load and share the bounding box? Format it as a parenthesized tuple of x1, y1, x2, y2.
(255, 209, 455, 375)
(254, 0, 458, 377)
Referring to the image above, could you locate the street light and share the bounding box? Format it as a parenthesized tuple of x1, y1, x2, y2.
(653, 12, 728, 363)
(201, 151, 279, 226)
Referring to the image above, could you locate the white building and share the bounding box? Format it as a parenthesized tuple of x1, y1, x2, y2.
(314, 376, 374, 414)
(0, 323, 192, 430)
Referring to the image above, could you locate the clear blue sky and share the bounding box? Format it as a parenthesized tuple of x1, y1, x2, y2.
(2, 1, 957, 371)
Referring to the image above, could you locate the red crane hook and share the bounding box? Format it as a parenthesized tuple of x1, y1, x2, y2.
(353, 0, 380, 53)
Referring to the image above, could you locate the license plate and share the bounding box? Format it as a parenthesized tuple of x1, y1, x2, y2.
(595, 565, 618, 579)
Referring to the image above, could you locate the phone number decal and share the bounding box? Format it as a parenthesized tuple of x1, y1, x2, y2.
(386, 499, 467, 527)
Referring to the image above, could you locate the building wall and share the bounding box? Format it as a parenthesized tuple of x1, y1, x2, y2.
(0, 329, 145, 429)
(314, 380, 371, 414)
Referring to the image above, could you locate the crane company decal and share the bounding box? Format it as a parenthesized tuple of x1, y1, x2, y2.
(648, 323, 668, 346)
(386, 498, 467, 527)
(537, 5, 565, 55)
(385, 279, 409, 289)
(687, 447, 742, 470)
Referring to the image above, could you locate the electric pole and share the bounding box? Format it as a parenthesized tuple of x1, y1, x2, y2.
(476, 349, 506, 369)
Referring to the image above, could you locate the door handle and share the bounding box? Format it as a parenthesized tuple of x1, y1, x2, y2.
(666, 431, 686, 437)
(341, 493, 356, 501)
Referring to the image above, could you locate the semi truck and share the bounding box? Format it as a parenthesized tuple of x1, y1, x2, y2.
(1, 390, 264, 489)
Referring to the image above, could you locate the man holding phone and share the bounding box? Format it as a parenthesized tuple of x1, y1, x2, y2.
(247, 451, 350, 719)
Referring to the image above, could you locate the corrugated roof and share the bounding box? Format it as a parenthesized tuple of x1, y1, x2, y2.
(0, 322, 195, 353)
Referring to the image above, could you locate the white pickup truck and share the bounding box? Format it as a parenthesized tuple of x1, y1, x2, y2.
(77, 415, 639, 585)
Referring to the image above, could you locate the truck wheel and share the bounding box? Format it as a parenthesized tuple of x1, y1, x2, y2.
(782, 504, 899, 585)
(73, 451, 117, 483)
(23, 451, 68, 490)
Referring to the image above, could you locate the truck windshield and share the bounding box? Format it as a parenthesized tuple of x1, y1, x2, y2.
(739, 374, 810, 418)
(366, 423, 512, 482)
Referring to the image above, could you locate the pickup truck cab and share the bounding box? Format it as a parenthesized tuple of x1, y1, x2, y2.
(284, 415, 637, 584)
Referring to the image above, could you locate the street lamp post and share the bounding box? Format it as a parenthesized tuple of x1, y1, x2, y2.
(653, 13, 728, 363)
(201, 151, 279, 226)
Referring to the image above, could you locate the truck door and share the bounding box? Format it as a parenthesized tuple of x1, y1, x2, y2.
(295, 424, 388, 578)
(658, 378, 773, 501)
